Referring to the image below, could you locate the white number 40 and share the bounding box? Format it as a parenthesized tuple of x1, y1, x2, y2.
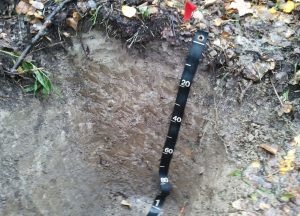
(172, 116, 182, 122)
(180, 79, 190, 87)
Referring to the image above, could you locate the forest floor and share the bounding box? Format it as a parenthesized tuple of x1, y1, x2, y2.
(0, 0, 300, 215)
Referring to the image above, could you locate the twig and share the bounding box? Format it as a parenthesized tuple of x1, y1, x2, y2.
(238, 80, 253, 104)
(213, 96, 228, 154)
(270, 80, 283, 106)
(178, 201, 188, 216)
(10, 0, 73, 73)
(29, 41, 65, 55)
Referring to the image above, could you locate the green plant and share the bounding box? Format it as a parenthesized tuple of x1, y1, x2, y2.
(282, 90, 289, 102)
(138, 6, 150, 20)
(90, 5, 102, 26)
(0, 49, 53, 95)
(228, 169, 242, 177)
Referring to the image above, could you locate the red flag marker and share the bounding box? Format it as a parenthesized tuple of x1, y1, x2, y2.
(183, 1, 197, 21)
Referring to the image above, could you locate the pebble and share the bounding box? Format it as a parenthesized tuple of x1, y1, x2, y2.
(87, 0, 97, 10)
(248, 134, 255, 142)
(226, 49, 235, 59)
(275, 71, 288, 83)
(209, 50, 218, 57)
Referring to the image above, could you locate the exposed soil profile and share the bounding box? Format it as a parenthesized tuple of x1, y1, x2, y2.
(1, 0, 300, 215)
(1, 29, 299, 215)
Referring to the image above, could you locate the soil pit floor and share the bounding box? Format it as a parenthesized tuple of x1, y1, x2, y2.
(0, 30, 298, 216)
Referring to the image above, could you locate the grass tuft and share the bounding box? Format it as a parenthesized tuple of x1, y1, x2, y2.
(0, 49, 53, 95)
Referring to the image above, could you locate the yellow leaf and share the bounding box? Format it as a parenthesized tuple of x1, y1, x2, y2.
(73, 11, 81, 22)
(122, 5, 137, 18)
(281, 1, 295, 13)
(268, 7, 277, 14)
(227, 0, 253, 16)
(214, 17, 224, 26)
(251, 161, 261, 168)
(16, 1, 31, 15)
(279, 159, 294, 174)
(279, 149, 296, 174)
(165, 0, 175, 8)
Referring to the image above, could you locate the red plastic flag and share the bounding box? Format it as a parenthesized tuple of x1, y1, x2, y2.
(183, 1, 197, 21)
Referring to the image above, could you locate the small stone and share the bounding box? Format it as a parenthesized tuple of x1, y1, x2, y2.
(209, 50, 218, 57)
(226, 49, 235, 59)
(283, 28, 295, 38)
(193, 10, 204, 21)
(259, 202, 271, 210)
(87, 0, 97, 10)
(248, 134, 255, 142)
(232, 199, 247, 210)
(267, 1, 275, 8)
(275, 71, 288, 83)
(289, 70, 300, 85)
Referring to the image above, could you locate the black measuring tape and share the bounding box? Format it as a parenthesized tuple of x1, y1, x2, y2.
(147, 30, 208, 216)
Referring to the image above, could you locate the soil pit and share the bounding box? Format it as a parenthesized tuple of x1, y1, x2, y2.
(0, 30, 298, 216)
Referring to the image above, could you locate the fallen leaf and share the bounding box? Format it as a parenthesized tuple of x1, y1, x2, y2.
(281, 1, 296, 13)
(279, 159, 293, 174)
(259, 202, 270, 210)
(221, 31, 231, 39)
(282, 101, 293, 114)
(0, 33, 7, 39)
(165, 0, 176, 8)
(269, 7, 277, 14)
(232, 199, 247, 210)
(279, 149, 295, 174)
(122, 5, 137, 18)
(72, 11, 81, 22)
(228, 0, 253, 16)
(289, 134, 300, 147)
(29, 0, 44, 10)
(66, 17, 78, 31)
(285, 149, 296, 161)
(16, 1, 31, 14)
(121, 199, 131, 208)
(62, 32, 71, 37)
(152, 0, 159, 5)
(34, 11, 44, 19)
(280, 192, 295, 202)
(147, 6, 158, 15)
(259, 144, 278, 155)
(204, 0, 217, 7)
(251, 161, 261, 168)
(193, 10, 204, 21)
(214, 17, 224, 26)
(26, 6, 36, 16)
(289, 70, 300, 85)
